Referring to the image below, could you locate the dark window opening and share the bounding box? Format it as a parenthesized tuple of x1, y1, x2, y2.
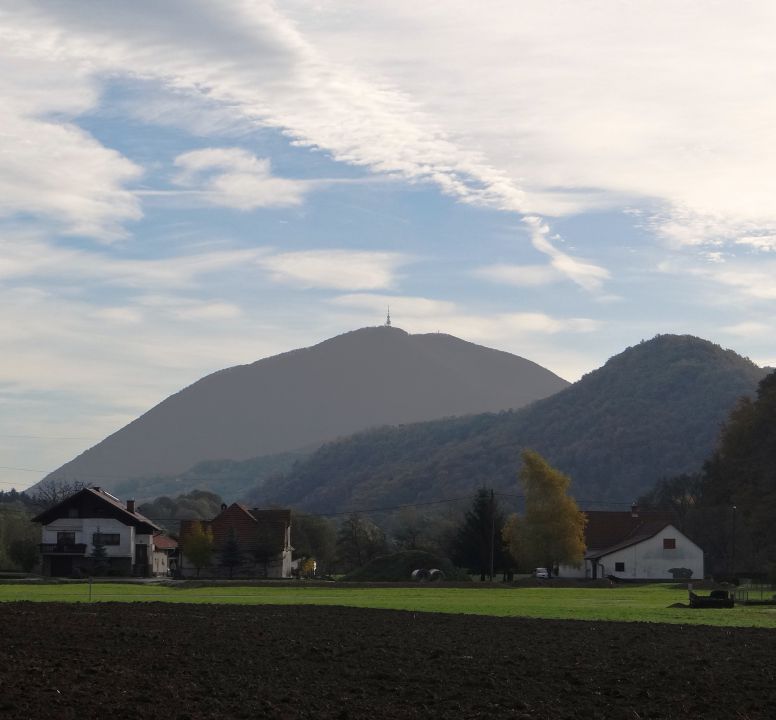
(614, 562, 625, 572)
(93, 533, 121, 546)
(57, 531, 75, 545)
(663, 538, 676, 550)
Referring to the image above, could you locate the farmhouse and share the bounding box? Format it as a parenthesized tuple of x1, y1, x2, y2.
(562, 506, 704, 581)
(179, 503, 292, 578)
(32, 486, 177, 577)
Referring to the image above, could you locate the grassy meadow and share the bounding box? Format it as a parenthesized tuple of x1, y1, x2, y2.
(1, 581, 776, 628)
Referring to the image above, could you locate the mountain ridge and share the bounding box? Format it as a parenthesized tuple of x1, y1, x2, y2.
(38, 325, 569, 493)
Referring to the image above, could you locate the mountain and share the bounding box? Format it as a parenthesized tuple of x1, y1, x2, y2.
(255, 335, 769, 512)
(39, 326, 569, 496)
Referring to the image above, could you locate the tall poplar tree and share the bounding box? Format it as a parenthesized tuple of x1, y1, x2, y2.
(507, 450, 586, 573)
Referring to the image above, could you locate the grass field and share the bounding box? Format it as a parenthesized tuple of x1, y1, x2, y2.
(1, 581, 776, 628)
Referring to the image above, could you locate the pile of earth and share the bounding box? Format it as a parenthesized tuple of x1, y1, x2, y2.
(1, 602, 775, 718)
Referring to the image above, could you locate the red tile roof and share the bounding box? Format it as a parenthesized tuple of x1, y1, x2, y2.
(583, 510, 674, 556)
(153, 533, 178, 550)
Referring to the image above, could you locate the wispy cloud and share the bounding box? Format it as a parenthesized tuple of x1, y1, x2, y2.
(172, 148, 306, 209)
(258, 250, 410, 290)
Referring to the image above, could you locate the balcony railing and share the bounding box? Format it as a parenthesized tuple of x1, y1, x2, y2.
(40, 543, 87, 555)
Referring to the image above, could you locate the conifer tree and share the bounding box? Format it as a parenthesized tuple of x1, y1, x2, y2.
(90, 528, 109, 576)
(220, 528, 243, 579)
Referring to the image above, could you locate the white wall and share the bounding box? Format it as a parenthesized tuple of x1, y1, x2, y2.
(596, 525, 703, 580)
(42, 518, 135, 560)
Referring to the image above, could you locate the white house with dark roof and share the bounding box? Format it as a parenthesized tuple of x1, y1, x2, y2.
(561, 506, 704, 581)
(32, 486, 175, 577)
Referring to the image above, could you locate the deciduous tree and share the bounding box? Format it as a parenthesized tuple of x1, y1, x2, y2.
(183, 520, 214, 578)
(510, 450, 586, 573)
(220, 528, 243, 579)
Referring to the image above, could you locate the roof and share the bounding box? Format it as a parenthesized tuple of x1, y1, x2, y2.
(583, 510, 674, 552)
(153, 533, 178, 551)
(582, 509, 676, 559)
(585, 520, 674, 559)
(32, 487, 161, 533)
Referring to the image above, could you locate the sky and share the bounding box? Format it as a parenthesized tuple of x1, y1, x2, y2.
(2, 1, 776, 492)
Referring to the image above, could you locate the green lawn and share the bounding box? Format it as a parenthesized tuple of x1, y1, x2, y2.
(1, 582, 775, 628)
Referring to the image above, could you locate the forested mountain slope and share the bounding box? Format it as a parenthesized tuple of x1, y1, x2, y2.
(255, 335, 768, 512)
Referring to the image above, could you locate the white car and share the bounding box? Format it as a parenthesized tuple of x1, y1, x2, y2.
(533, 567, 550, 578)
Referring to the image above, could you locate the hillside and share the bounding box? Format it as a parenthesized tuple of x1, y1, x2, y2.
(39, 325, 568, 496)
(255, 335, 768, 512)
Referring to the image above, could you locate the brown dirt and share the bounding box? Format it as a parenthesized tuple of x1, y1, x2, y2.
(1, 602, 775, 719)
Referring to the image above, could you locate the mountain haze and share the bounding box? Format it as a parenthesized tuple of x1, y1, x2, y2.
(40, 326, 569, 492)
(257, 335, 768, 512)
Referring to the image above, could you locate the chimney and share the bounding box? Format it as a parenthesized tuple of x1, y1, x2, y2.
(631, 502, 639, 518)
(126, 499, 135, 513)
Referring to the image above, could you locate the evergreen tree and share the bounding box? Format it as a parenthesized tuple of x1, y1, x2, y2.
(510, 450, 586, 573)
(9, 538, 39, 573)
(183, 520, 214, 578)
(451, 488, 506, 581)
(220, 528, 243, 579)
(90, 529, 109, 576)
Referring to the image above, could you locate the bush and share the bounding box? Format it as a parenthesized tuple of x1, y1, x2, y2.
(341, 550, 469, 582)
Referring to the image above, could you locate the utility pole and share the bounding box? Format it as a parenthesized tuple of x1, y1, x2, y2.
(489, 489, 495, 582)
(731, 504, 737, 580)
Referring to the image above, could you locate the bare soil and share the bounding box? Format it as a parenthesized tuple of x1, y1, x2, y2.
(1, 602, 775, 719)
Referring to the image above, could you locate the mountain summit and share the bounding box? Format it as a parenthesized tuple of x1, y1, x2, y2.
(41, 326, 568, 489)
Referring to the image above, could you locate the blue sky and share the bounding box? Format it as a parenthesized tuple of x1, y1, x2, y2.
(2, 1, 776, 491)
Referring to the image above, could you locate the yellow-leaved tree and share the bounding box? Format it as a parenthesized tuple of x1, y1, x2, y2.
(504, 449, 586, 574)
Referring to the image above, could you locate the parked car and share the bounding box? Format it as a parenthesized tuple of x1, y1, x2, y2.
(533, 567, 550, 578)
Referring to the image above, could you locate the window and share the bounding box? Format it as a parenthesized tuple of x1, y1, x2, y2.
(93, 533, 121, 546)
(57, 531, 75, 545)
(67, 507, 79, 518)
(663, 538, 676, 550)
(614, 562, 625, 572)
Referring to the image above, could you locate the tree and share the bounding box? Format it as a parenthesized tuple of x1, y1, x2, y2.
(450, 488, 506, 581)
(510, 450, 586, 573)
(291, 512, 337, 574)
(253, 524, 278, 578)
(183, 520, 214, 577)
(336, 514, 387, 572)
(9, 538, 39, 573)
(30, 479, 90, 511)
(220, 528, 243, 579)
(90, 528, 110, 576)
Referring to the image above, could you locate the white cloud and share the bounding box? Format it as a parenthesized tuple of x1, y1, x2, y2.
(173, 148, 306, 209)
(721, 321, 771, 338)
(475, 263, 560, 288)
(0, 57, 141, 240)
(258, 250, 409, 290)
(331, 293, 456, 316)
(0, 231, 265, 288)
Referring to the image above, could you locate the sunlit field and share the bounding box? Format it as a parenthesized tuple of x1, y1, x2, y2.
(1, 582, 775, 628)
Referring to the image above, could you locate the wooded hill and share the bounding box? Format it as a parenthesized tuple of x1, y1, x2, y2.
(252, 335, 768, 513)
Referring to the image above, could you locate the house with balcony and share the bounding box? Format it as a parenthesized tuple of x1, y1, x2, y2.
(32, 486, 174, 577)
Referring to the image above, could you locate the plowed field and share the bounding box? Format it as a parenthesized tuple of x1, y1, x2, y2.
(1, 602, 774, 719)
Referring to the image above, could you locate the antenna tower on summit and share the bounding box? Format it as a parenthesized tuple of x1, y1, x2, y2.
(386, 306, 391, 327)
